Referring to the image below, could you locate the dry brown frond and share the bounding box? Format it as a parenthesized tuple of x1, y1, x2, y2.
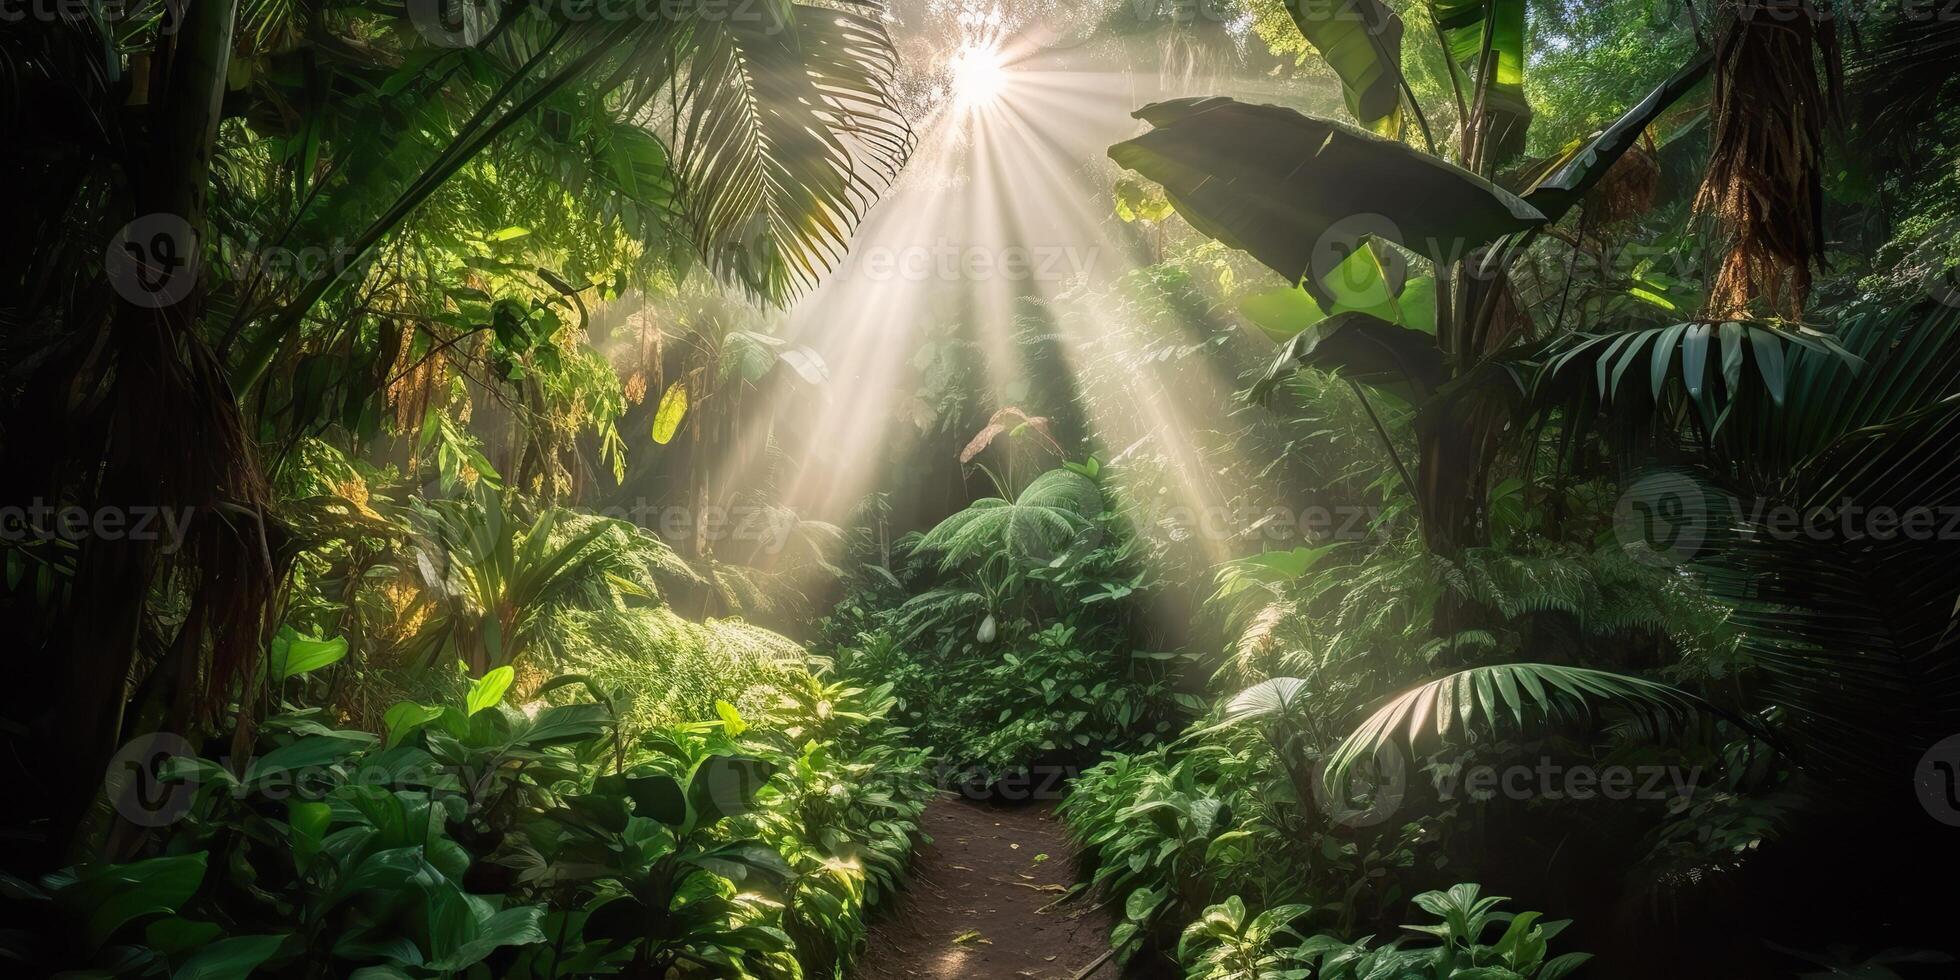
(1694, 0, 1842, 319)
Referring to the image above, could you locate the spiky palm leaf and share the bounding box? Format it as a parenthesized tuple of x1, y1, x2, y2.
(1323, 664, 1723, 790)
(404, 490, 625, 672)
(1214, 676, 1314, 729)
(1695, 393, 1960, 784)
(672, 0, 912, 303)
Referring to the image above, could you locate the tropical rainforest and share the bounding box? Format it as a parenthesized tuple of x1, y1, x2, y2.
(4, 0, 1960, 977)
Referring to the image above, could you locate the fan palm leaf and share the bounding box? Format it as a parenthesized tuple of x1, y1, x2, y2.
(1323, 664, 1728, 791)
(916, 469, 1105, 568)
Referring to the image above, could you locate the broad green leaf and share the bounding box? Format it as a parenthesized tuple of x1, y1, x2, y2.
(172, 933, 289, 980)
(466, 666, 515, 716)
(513, 703, 612, 747)
(1239, 283, 1328, 343)
(287, 801, 332, 872)
(268, 628, 348, 682)
(245, 733, 373, 788)
(1283, 0, 1407, 136)
(687, 754, 777, 830)
(383, 702, 445, 749)
(1432, 0, 1531, 157)
(609, 772, 687, 825)
(1253, 311, 1446, 405)
(426, 905, 547, 971)
(55, 852, 208, 948)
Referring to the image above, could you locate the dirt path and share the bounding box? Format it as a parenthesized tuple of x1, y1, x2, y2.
(854, 797, 1117, 980)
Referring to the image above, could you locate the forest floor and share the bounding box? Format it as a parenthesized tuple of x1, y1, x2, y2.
(854, 797, 1122, 979)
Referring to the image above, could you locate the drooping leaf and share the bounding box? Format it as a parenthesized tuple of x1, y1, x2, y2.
(1523, 52, 1711, 222)
(675, 2, 913, 303)
(267, 628, 348, 682)
(1325, 664, 1730, 792)
(1110, 99, 1544, 295)
(1253, 311, 1447, 404)
(54, 853, 208, 948)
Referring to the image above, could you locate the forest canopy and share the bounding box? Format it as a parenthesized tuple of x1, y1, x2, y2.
(4, 0, 1960, 977)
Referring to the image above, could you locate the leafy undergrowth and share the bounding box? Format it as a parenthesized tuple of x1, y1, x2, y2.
(2, 661, 933, 978)
(820, 464, 1196, 784)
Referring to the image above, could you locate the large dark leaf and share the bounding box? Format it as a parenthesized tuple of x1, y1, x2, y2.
(686, 754, 777, 831)
(1729, 296, 1960, 483)
(1252, 311, 1447, 404)
(1110, 99, 1544, 295)
(1282, 0, 1407, 136)
(52, 853, 209, 948)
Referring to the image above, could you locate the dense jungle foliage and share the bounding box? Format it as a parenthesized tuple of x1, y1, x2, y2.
(4, 0, 1960, 977)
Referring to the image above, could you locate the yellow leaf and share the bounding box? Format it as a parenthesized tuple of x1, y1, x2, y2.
(652, 382, 689, 445)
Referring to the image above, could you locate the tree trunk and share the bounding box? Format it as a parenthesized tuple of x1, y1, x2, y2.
(56, 0, 249, 858)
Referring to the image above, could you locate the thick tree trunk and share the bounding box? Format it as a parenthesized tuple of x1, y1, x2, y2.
(56, 0, 246, 858)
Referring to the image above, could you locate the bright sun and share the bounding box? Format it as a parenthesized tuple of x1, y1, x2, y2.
(949, 41, 1009, 110)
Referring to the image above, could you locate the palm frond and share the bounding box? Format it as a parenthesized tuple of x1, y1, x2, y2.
(673, 0, 912, 303)
(1696, 394, 1960, 784)
(1324, 664, 1721, 791)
